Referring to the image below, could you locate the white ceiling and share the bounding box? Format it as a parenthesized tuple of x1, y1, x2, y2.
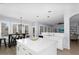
(0, 3, 64, 25)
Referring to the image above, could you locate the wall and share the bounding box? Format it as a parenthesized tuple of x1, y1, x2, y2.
(64, 4, 71, 49)
(64, 4, 79, 49)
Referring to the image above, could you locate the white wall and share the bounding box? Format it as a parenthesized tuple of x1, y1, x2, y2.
(64, 4, 71, 49)
(64, 4, 79, 49)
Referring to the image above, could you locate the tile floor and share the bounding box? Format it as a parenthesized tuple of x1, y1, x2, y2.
(0, 40, 79, 55)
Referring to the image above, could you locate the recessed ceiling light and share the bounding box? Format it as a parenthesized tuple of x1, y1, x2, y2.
(48, 11, 52, 13)
(47, 16, 50, 18)
(20, 17, 23, 19)
(36, 16, 39, 17)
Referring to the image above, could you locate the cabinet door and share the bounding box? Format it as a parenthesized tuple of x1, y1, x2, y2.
(53, 37, 63, 50)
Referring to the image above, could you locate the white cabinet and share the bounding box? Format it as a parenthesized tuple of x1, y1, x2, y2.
(53, 37, 63, 50)
(42, 33, 64, 50)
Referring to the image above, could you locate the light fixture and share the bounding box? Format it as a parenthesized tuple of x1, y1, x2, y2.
(36, 16, 39, 17)
(47, 16, 50, 18)
(48, 10, 52, 13)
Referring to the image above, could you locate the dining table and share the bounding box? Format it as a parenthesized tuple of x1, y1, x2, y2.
(8, 33, 26, 48)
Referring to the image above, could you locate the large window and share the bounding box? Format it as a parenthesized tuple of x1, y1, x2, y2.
(48, 27, 51, 32)
(33, 27, 35, 37)
(1, 23, 9, 36)
(18, 24, 22, 34)
(40, 26, 43, 34)
(25, 25, 28, 34)
(45, 26, 47, 32)
(13, 24, 17, 34)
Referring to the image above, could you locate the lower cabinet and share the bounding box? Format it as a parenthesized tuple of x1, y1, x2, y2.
(42, 33, 64, 50)
(53, 37, 63, 50)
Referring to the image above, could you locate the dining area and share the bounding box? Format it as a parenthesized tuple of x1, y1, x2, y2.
(0, 21, 30, 49)
(0, 33, 30, 48)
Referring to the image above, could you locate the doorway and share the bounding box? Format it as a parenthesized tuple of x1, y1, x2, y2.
(70, 14, 79, 53)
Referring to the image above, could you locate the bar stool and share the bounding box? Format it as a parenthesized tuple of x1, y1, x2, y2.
(0, 38, 7, 47)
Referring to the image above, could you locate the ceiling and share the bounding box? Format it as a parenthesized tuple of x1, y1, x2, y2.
(0, 3, 64, 25)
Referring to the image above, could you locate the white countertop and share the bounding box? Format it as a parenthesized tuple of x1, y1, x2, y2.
(17, 38, 57, 53)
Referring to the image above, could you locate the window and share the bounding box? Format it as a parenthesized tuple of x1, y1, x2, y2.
(18, 24, 22, 33)
(45, 26, 47, 32)
(33, 27, 35, 37)
(40, 26, 43, 34)
(13, 24, 17, 34)
(1, 23, 9, 36)
(25, 25, 28, 34)
(48, 27, 53, 32)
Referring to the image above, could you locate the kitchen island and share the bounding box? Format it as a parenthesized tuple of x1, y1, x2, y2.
(16, 38, 57, 55)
